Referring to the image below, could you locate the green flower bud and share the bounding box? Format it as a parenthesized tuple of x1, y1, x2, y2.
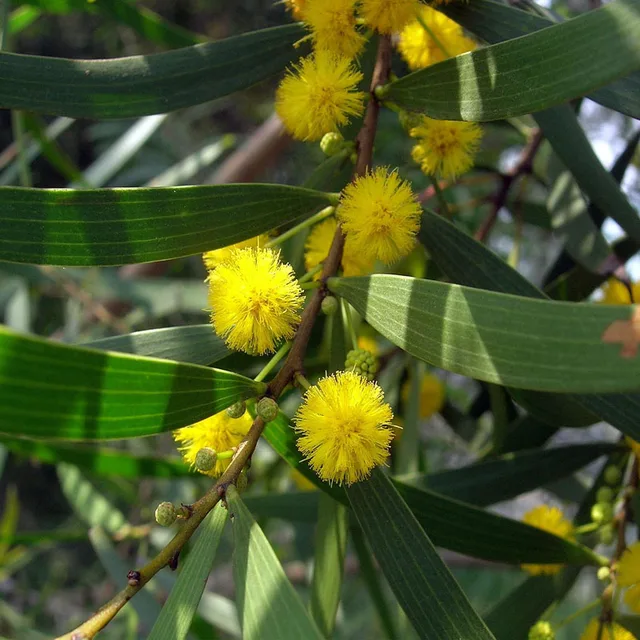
(599, 524, 615, 545)
(604, 465, 622, 486)
(155, 501, 177, 527)
(345, 348, 378, 381)
(194, 447, 218, 472)
(527, 621, 555, 640)
(591, 502, 614, 524)
(236, 470, 249, 492)
(596, 486, 614, 504)
(321, 296, 339, 315)
(597, 566, 611, 581)
(398, 110, 422, 132)
(226, 401, 246, 419)
(257, 397, 279, 423)
(320, 132, 345, 157)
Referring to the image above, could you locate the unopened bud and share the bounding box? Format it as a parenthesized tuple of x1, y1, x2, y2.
(194, 447, 218, 472)
(226, 401, 246, 419)
(591, 502, 614, 525)
(596, 486, 614, 504)
(321, 296, 339, 315)
(597, 566, 611, 581)
(398, 110, 422, 132)
(527, 621, 555, 640)
(604, 465, 622, 486)
(320, 132, 344, 157)
(236, 470, 249, 492)
(257, 397, 279, 423)
(599, 524, 615, 545)
(155, 501, 177, 527)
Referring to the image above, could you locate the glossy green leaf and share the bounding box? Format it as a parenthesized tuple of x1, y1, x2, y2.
(0, 183, 333, 266)
(87, 325, 229, 366)
(149, 504, 228, 640)
(347, 469, 496, 640)
(0, 24, 305, 118)
(0, 326, 265, 441)
(386, 0, 640, 121)
(226, 486, 324, 640)
(329, 275, 640, 393)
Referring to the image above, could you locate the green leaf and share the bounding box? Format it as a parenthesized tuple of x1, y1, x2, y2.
(309, 494, 348, 637)
(440, 0, 640, 119)
(87, 326, 229, 366)
(0, 24, 305, 118)
(328, 274, 640, 393)
(406, 443, 616, 507)
(0, 326, 265, 441)
(0, 486, 19, 560)
(148, 504, 228, 640)
(226, 486, 324, 640)
(347, 469, 496, 640)
(385, 0, 640, 121)
(0, 183, 332, 266)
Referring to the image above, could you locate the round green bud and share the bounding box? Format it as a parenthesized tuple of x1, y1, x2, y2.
(597, 566, 611, 581)
(321, 296, 339, 316)
(155, 501, 177, 527)
(226, 401, 246, 419)
(599, 524, 615, 545)
(591, 502, 614, 524)
(236, 470, 249, 492)
(320, 132, 344, 157)
(604, 465, 622, 486)
(194, 447, 218, 472)
(596, 486, 615, 504)
(398, 110, 422, 132)
(527, 620, 555, 640)
(345, 348, 378, 381)
(256, 397, 279, 423)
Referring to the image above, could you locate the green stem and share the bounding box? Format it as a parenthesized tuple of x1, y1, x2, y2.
(300, 281, 320, 290)
(553, 597, 601, 630)
(298, 264, 323, 285)
(417, 13, 450, 58)
(430, 177, 451, 218)
(294, 372, 311, 391)
(574, 522, 600, 536)
(265, 206, 335, 249)
(12, 111, 32, 187)
(254, 341, 292, 383)
(0, 0, 10, 50)
(341, 299, 358, 350)
(216, 449, 235, 461)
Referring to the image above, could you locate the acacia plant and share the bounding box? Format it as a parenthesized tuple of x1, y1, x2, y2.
(0, 0, 640, 639)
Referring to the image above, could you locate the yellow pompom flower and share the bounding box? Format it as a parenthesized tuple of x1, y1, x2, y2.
(203, 234, 270, 273)
(173, 410, 253, 478)
(410, 116, 482, 180)
(304, 217, 374, 279)
(520, 505, 574, 576)
(276, 52, 365, 142)
(303, 0, 364, 59)
(358, 335, 379, 357)
(599, 278, 639, 305)
(616, 541, 640, 612)
(402, 373, 445, 418)
(208, 247, 304, 355)
(398, 7, 476, 71)
(358, 0, 422, 35)
(294, 370, 394, 485)
(580, 619, 637, 640)
(283, 0, 306, 20)
(338, 167, 421, 265)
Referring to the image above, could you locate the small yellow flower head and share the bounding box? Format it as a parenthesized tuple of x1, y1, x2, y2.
(398, 7, 476, 71)
(521, 505, 574, 576)
(579, 619, 637, 640)
(276, 52, 365, 142)
(338, 167, 422, 265)
(304, 217, 375, 279)
(617, 541, 640, 612)
(173, 410, 253, 477)
(358, 335, 379, 357)
(208, 247, 304, 355)
(304, 0, 364, 59)
(283, 0, 306, 21)
(599, 278, 638, 305)
(203, 234, 270, 273)
(402, 373, 445, 418)
(294, 370, 394, 485)
(410, 116, 482, 180)
(358, 0, 422, 35)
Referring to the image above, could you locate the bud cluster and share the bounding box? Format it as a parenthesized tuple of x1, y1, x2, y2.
(345, 348, 378, 381)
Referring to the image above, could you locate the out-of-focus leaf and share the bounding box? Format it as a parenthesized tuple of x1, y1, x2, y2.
(0, 486, 19, 559)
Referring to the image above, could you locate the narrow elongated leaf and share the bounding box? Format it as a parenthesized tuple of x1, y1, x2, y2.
(149, 504, 228, 640)
(386, 0, 640, 121)
(0, 24, 305, 118)
(226, 486, 324, 640)
(0, 184, 333, 266)
(87, 326, 229, 366)
(0, 326, 265, 441)
(329, 275, 640, 393)
(347, 469, 496, 640)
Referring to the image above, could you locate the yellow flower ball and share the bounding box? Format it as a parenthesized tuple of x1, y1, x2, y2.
(208, 247, 304, 355)
(304, 0, 364, 58)
(617, 541, 640, 612)
(599, 278, 639, 305)
(398, 7, 476, 70)
(304, 217, 375, 279)
(294, 370, 394, 485)
(357, 335, 379, 357)
(358, 0, 422, 35)
(173, 410, 253, 478)
(203, 234, 270, 274)
(410, 116, 482, 180)
(338, 167, 421, 265)
(275, 51, 364, 142)
(520, 505, 574, 576)
(402, 373, 445, 418)
(579, 619, 637, 640)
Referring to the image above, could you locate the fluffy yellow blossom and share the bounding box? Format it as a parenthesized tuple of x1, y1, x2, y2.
(338, 167, 421, 265)
(599, 278, 639, 305)
(398, 7, 476, 70)
(402, 373, 445, 418)
(173, 410, 253, 477)
(304, 217, 374, 279)
(358, 335, 379, 357)
(208, 247, 304, 355)
(580, 619, 637, 640)
(304, 0, 364, 58)
(294, 370, 394, 485)
(276, 52, 365, 142)
(521, 505, 574, 576)
(283, 0, 306, 20)
(203, 234, 270, 273)
(616, 541, 640, 612)
(410, 116, 482, 180)
(359, 0, 422, 35)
